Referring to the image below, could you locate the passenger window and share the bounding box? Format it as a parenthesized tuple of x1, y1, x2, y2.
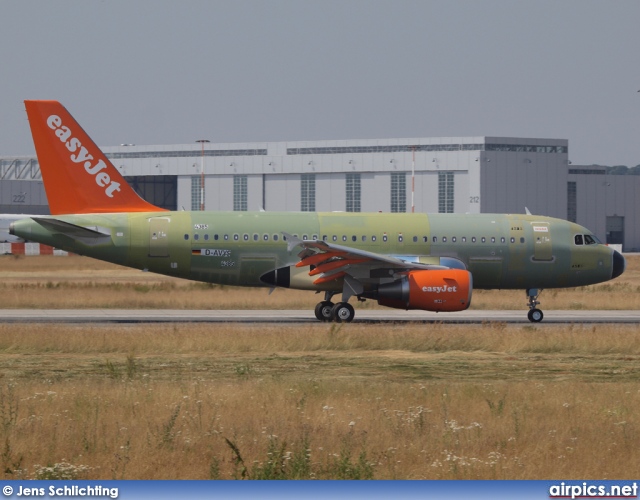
(243, 234, 249, 241)
(398, 235, 403, 242)
(372, 236, 377, 242)
(303, 235, 308, 240)
(184, 234, 189, 240)
(273, 234, 279, 241)
(501, 237, 505, 243)
(520, 237, 525, 243)
(224, 235, 229, 241)
(481, 237, 486, 243)
(452, 237, 457, 243)
(312, 235, 318, 240)
(214, 234, 219, 240)
(262, 234, 268, 241)
(204, 234, 209, 241)
(352, 235, 357, 242)
(491, 237, 496, 243)
(575, 235, 584, 245)
(322, 235, 328, 241)
(234, 234, 239, 241)
(194, 234, 199, 241)
(413, 236, 418, 243)
(423, 236, 428, 243)
(383, 235, 388, 242)
(342, 235, 347, 242)
(442, 237, 447, 243)
(362, 236, 367, 242)
(332, 235, 337, 242)
(472, 237, 476, 243)
(433, 236, 437, 243)
(462, 237, 467, 243)
(510, 237, 515, 243)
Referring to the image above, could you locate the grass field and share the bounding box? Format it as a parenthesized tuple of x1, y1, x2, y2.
(0, 255, 639, 479)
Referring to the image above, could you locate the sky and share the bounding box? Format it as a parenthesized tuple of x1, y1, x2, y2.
(1, 0, 639, 167)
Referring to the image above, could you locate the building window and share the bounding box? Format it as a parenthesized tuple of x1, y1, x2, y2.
(191, 176, 202, 211)
(346, 173, 361, 212)
(567, 181, 577, 223)
(301, 174, 316, 212)
(438, 172, 454, 213)
(125, 175, 178, 211)
(234, 175, 248, 211)
(390, 173, 406, 213)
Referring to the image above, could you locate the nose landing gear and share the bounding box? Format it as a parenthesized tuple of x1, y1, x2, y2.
(526, 289, 544, 322)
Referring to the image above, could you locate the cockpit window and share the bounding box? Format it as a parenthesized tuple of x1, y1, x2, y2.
(584, 234, 597, 245)
(575, 234, 600, 245)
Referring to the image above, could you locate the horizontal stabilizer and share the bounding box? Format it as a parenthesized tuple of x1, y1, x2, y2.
(32, 217, 112, 246)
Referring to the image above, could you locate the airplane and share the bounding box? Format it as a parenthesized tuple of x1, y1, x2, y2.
(10, 100, 626, 323)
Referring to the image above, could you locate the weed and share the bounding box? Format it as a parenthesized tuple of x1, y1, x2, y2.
(234, 364, 253, 377)
(126, 354, 138, 380)
(33, 462, 90, 480)
(159, 405, 181, 448)
(0, 385, 18, 431)
(209, 457, 221, 480)
(486, 394, 507, 417)
(104, 359, 121, 380)
(1, 438, 23, 477)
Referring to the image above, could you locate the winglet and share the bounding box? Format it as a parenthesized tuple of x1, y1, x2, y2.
(24, 100, 165, 215)
(525, 207, 532, 215)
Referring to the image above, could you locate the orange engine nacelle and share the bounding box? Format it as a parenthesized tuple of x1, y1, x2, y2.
(377, 269, 472, 312)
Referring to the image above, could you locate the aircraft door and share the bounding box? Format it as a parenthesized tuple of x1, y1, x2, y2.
(531, 222, 553, 261)
(149, 217, 170, 257)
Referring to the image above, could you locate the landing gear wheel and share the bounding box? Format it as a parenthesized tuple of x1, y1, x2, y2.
(331, 302, 355, 323)
(527, 308, 543, 323)
(314, 301, 334, 322)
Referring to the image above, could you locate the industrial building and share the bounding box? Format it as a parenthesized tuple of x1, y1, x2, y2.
(1, 135, 638, 250)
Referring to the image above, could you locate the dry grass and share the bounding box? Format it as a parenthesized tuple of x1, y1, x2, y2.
(1, 322, 640, 479)
(0, 254, 638, 310)
(0, 255, 639, 479)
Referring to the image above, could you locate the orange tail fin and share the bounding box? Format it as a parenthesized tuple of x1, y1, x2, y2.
(24, 100, 165, 215)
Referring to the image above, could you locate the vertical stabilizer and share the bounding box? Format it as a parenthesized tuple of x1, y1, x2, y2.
(24, 100, 165, 215)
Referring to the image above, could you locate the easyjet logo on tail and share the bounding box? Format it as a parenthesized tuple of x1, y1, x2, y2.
(46, 115, 121, 198)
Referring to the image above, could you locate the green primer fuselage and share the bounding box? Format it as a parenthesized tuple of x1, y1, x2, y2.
(12, 211, 616, 291)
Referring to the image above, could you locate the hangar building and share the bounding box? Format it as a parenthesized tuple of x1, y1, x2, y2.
(1, 135, 638, 250)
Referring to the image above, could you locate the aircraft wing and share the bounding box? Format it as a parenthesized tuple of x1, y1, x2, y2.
(283, 232, 450, 287)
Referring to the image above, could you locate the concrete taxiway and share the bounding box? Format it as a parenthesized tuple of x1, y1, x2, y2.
(1, 309, 639, 324)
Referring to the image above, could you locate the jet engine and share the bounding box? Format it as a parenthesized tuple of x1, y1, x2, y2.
(376, 269, 472, 312)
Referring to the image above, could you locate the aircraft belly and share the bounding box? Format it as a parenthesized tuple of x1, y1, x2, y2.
(467, 257, 503, 288)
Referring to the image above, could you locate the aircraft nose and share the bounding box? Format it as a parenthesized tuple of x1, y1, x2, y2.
(611, 250, 626, 279)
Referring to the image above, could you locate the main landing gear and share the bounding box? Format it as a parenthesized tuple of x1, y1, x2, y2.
(314, 293, 355, 323)
(526, 288, 544, 323)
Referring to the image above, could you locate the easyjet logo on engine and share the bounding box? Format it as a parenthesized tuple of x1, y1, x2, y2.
(46, 115, 121, 198)
(422, 285, 458, 293)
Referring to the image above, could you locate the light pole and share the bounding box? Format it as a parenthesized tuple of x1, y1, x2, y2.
(195, 140, 209, 211)
(411, 146, 416, 213)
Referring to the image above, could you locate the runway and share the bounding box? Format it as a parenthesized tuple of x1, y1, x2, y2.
(1, 309, 639, 324)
